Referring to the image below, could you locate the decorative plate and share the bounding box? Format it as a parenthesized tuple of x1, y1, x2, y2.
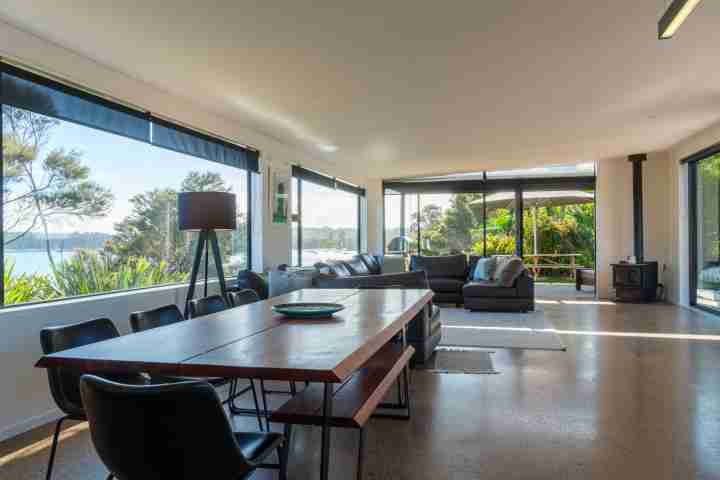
(272, 302, 345, 319)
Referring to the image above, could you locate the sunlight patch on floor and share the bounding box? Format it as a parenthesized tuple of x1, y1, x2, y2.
(0, 422, 88, 467)
(547, 329, 720, 341)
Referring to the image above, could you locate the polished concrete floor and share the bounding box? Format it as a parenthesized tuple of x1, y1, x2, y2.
(2, 285, 720, 479)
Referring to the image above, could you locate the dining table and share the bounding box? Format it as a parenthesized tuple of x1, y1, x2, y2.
(36, 287, 433, 480)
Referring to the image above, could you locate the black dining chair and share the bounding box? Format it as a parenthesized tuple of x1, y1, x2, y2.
(39, 318, 149, 480)
(129, 303, 264, 430)
(228, 288, 261, 307)
(188, 294, 229, 318)
(79, 375, 287, 480)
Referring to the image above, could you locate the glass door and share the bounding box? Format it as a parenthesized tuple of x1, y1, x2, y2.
(691, 152, 720, 312)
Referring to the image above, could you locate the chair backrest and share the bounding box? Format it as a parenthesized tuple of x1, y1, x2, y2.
(228, 289, 260, 307)
(129, 304, 185, 333)
(235, 270, 269, 300)
(188, 295, 229, 318)
(80, 375, 253, 479)
(40, 318, 121, 419)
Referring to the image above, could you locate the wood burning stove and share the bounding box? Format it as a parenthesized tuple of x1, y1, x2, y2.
(611, 154, 659, 302)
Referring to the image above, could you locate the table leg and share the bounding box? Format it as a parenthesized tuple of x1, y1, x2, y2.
(320, 382, 333, 480)
(401, 324, 411, 415)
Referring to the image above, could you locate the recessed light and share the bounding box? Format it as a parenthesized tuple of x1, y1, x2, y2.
(318, 144, 338, 153)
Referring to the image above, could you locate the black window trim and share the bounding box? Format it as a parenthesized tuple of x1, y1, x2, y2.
(685, 145, 720, 315)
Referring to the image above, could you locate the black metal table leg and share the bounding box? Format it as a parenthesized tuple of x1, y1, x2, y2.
(320, 382, 333, 480)
(357, 427, 365, 480)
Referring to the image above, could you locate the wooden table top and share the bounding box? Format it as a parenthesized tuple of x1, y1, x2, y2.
(36, 288, 433, 383)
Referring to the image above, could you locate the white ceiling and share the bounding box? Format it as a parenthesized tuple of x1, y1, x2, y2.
(1, 1, 720, 179)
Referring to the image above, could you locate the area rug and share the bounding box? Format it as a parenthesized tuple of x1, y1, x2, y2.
(418, 347, 498, 374)
(439, 307, 566, 351)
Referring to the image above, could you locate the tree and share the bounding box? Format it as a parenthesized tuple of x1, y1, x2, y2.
(106, 171, 244, 275)
(2, 105, 113, 268)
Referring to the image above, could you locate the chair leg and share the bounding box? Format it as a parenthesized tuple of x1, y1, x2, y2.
(227, 379, 237, 410)
(259, 379, 270, 431)
(45, 416, 66, 480)
(279, 424, 293, 480)
(357, 428, 365, 480)
(249, 379, 265, 431)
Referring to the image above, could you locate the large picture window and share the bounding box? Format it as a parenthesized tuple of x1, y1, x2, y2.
(383, 164, 596, 284)
(291, 166, 363, 267)
(1, 63, 256, 306)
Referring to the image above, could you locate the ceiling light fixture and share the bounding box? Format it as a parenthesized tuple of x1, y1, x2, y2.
(318, 144, 338, 153)
(658, 0, 703, 39)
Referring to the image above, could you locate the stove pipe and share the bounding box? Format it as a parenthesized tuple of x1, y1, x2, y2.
(628, 153, 646, 263)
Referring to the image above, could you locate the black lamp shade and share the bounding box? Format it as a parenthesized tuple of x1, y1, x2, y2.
(178, 192, 237, 231)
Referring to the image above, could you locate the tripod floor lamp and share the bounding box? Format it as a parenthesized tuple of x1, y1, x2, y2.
(178, 191, 236, 317)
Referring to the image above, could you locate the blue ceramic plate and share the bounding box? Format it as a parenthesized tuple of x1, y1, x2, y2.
(273, 302, 345, 319)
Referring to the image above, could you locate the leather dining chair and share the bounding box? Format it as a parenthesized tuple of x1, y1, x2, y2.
(188, 294, 229, 318)
(79, 375, 287, 480)
(228, 289, 261, 307)
(129, 303, 264, 430)
(39, 318, 149, 480)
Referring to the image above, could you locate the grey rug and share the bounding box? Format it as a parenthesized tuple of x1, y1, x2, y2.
(419, 347, 498, 374)
(440, 307, 566, 351)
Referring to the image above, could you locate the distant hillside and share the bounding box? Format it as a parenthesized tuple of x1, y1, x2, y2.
(5, 232, 112, 251)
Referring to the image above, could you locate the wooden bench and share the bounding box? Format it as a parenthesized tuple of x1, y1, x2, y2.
(270, 341, 415, 478)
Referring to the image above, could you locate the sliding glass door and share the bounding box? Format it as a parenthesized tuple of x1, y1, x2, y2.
(690, 151, 720, 312)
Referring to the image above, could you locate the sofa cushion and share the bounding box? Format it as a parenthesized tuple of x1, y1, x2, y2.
(345, 256, 370, 275)
(315, 260, 354, 277)
(428, 278, 465, 293)
(358, 253, 382, 274)
(463, 281, 518, 298)
(495, 256, 525, 287)
(313, 270, 429, 289)
(471, 257, 496, 281)
(410, 254, 467, 279)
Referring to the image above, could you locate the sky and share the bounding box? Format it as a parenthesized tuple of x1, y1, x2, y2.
(11, 118, 248, 234)
(8, 114, 360, 235)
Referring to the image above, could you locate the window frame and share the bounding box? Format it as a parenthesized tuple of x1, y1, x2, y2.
(0, 63, 256, 308)
(382, 175, 597, 277)
(292, 167, 364, 267)
(685, 143, 720, 315)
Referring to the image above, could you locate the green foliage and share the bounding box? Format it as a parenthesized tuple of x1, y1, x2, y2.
(3, 259, 56, 305)
(3, 252, 188, 305)
(105, 170, 244, 277)
(49, 250, 187, 298)
(404, 192, 595, 280)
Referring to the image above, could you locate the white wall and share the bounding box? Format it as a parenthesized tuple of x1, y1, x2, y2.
(595, 152, 674, 300)
(0, 20, 368, 440)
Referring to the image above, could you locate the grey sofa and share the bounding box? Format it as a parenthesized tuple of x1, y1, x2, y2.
(410, 254, 535, 312)
(313, 256, 441, 364)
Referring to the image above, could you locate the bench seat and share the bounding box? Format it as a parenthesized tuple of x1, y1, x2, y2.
(270, 342, 414, 429)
